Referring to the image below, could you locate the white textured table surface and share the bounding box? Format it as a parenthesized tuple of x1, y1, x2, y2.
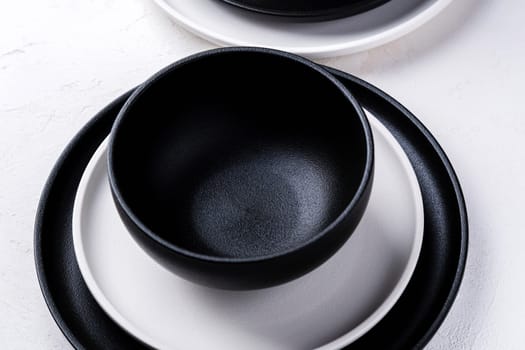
(1, 0, 524, 349)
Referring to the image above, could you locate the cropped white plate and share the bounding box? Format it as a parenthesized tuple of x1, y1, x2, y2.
(152, 0, 452, 58)
(73, 113, 424, 350)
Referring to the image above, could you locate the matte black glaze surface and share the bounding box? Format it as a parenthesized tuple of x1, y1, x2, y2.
(220, 0, 391, 19)
(108, 48, 373, 289)
(34, 69, 467, 349)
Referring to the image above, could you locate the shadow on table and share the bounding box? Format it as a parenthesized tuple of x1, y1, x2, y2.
(324, 0, 487, 73)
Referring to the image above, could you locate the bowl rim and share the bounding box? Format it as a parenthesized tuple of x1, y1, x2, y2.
(107, 46, 374, 264)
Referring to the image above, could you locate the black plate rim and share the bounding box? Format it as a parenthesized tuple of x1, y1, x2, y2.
(326, 67, 468, 349)
(220, 0, 391, 19)
(33, 93, 134, 350)
(34, 70, 468, 350)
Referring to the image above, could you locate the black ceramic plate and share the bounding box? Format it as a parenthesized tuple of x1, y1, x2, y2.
(34, 68, 467, 350)
(220, 0, 391, 19)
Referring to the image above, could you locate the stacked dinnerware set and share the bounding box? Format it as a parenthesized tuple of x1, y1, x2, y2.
(35, 1, 467, 349)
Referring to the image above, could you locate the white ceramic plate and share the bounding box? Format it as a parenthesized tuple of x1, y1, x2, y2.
(72, 113, 424, 350)
(152, 0, 452, 58)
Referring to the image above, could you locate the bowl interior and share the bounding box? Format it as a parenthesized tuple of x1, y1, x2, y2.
(111, 51, 368, 259)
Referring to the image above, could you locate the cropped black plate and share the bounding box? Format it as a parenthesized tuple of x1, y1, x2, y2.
(220, 0, 391, 20)
(34, 69, 467, 349)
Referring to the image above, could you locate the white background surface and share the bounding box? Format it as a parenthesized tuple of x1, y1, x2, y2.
(0, 0, 524, 349)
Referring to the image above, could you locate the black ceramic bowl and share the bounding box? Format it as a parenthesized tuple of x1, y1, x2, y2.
(108, 47, 374, 290)
(220, 0, 391, 19)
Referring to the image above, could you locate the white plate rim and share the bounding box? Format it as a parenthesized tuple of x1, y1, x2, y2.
(72, 113, 424, 349)
(151, 0, 453, 58)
